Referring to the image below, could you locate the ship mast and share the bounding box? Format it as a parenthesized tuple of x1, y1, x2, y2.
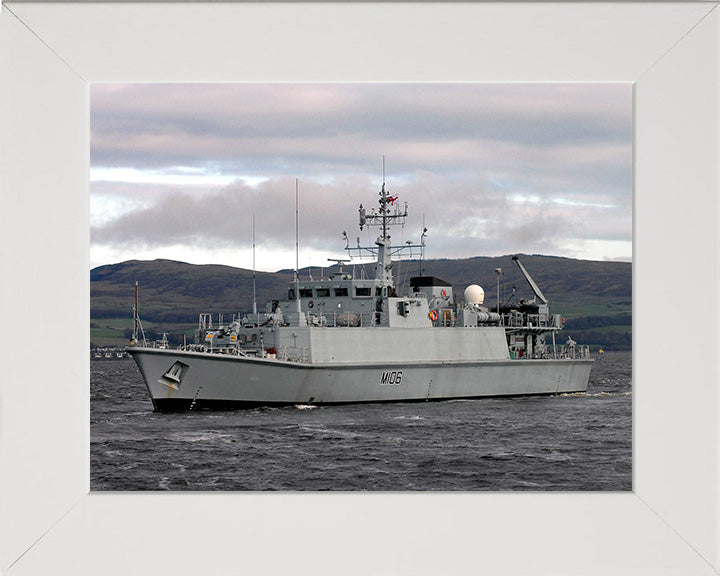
(350, 158, 421, 288)
(381, 156, 389, 240)
(133, 280, 138, 340)
(252, 213, 257, 316)
(374, 182, 396, 284)
(133, 280, 139, 340)
(131, 280, 146, 346)
(294, 179, 304, 324)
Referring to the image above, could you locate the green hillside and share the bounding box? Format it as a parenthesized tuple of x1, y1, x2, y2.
(91, 255, 632, 350)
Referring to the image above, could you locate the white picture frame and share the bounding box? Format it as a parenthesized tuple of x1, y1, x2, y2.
(1, 2, 718, 574)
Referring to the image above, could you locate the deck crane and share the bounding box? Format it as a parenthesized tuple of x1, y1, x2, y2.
(498, 255, 552, 318)
(512, 255, 548, 305)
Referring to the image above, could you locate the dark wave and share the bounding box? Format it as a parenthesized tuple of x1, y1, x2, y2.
(91, 351, 632, 491)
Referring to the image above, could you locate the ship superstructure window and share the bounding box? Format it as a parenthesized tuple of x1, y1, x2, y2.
(355, 287, 371, 297)
(299, 288, 313, 298)
(334, 287, 348, 297)
(316, 287, 330, 298)
(288, 288, 295, 299)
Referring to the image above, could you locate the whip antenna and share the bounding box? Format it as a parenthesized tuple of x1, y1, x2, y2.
(295, 179, 301, 314)
(252, 213, 257, 315)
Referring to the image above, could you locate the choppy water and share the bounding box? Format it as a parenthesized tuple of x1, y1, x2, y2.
(91, 351, 631, 491)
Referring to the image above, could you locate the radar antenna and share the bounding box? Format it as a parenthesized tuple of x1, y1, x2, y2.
(327, 258, 351, 274)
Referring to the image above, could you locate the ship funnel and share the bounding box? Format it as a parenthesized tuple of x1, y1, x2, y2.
(464, 284, 485, 305)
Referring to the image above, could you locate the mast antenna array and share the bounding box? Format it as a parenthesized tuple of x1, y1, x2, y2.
(346, 158, 425, 263)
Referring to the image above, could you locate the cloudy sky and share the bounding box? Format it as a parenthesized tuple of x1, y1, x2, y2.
(90, 83, 632, 272)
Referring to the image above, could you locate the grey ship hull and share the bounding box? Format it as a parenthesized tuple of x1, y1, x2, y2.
(129, 347, 592, 412)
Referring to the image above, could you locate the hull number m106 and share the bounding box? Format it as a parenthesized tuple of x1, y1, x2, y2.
(380, 370, 403, 385)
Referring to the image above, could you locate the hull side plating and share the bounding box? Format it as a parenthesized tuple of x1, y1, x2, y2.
(130, 348, 592, 411)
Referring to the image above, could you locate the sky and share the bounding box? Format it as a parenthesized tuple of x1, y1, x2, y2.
(90, 83, 632, 272)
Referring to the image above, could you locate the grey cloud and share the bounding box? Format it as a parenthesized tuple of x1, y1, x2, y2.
(92, 172, 629, 264)
(92, 177, 377, 251)
(90, 83, 632, 264)
(91, 84, 631, 173)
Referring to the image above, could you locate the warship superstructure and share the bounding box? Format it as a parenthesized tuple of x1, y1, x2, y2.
(128, 179, 592, 411)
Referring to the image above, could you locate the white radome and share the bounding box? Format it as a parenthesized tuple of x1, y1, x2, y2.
(464, 284, 485, 305)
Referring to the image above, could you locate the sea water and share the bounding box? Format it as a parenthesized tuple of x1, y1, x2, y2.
(91, 351, 631, 491)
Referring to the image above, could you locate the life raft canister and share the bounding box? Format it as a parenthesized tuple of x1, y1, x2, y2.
(429, 310, 438, 322)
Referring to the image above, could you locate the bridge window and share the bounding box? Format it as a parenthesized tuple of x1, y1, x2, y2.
(316, 287, 330, 297)
(355, 287, 371, 297)
(299, 288, 313, 298)
(334, 287, 348, 297)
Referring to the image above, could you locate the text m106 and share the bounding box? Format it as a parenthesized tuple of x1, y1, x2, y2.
(380, 370, 403, 385)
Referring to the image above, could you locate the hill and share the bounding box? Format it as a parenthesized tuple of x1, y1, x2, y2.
(91, 259, 293, 322)
(90, 255, 632, 350)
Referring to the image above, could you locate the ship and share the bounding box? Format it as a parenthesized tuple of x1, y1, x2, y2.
(128, 178, 592, 411)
